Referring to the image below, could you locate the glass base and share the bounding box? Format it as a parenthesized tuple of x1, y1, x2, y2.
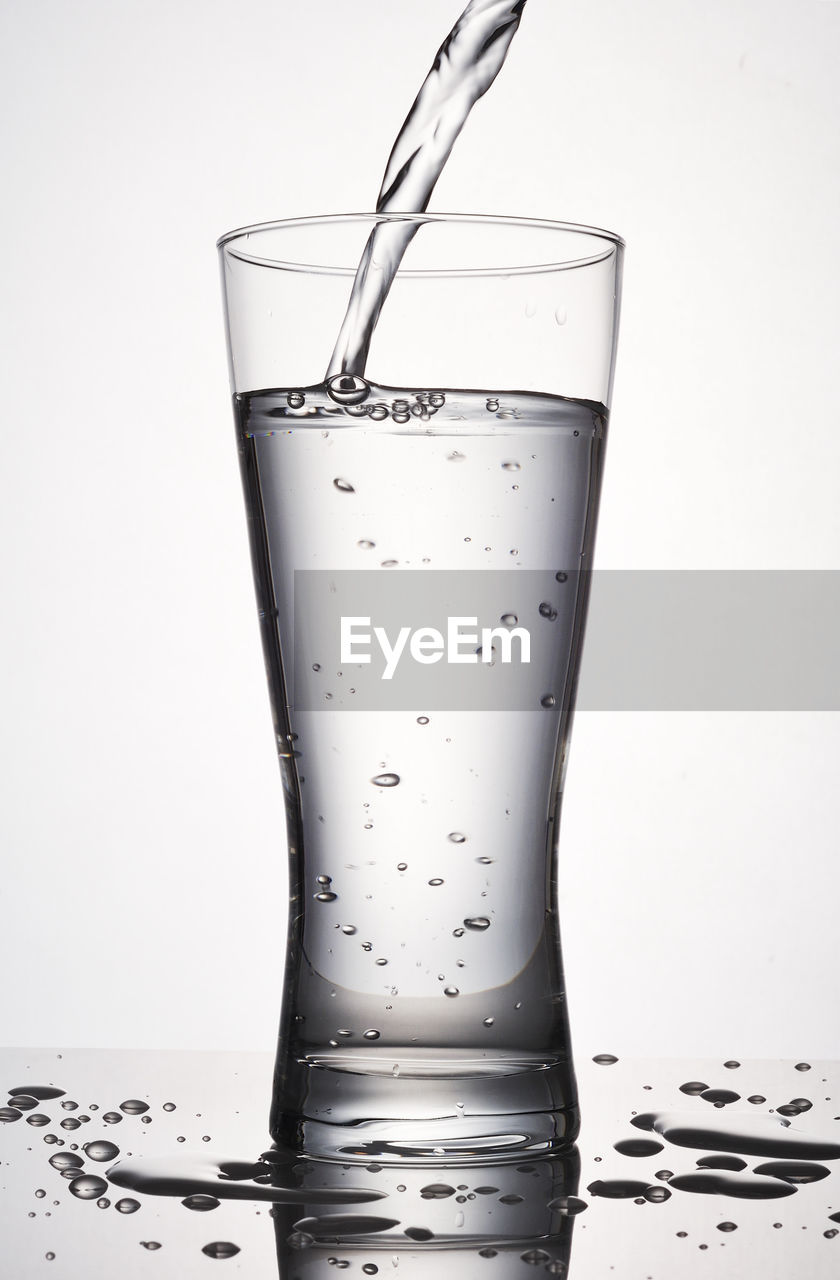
(271, 1054, 579, 1163)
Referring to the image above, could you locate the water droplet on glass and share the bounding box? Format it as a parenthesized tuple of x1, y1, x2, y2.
(333, 477, 356, 494)
(789, 1098, 812, 1111)
(368, 404, 389, 422)
(371, 773, 400, 788)
(115, 1198, 140, 1214)
(475, 856, 494, 865)
(555, 571, 568, 583)
(45, 1253, 55, 1261)
(9, 1094, 37, 1110)
(375, 958, 388, 966)
(554, 308, 567, 326)
(119, 1100, 149, 1115)
(614, 1138, 664, 1157)
(0, 1107, 22, 1123)
(540, 694, 556, 709)
(479, 1248, 498, 1258)
(326, 373, 370, 405)
(655, 1170, 674, 1181)
(363, 1029, 381, 1041)
(60, 1100, 78, 1111)
(69, 1175, 109, 1200)
(83, 1140, 119, 1162)
(362, 1266, 379, 1276)
(486, 398, 499, 412)
(452, 928, 465, 938)
(443, 987, 459, 998)
(182, 1195, 220, 1211)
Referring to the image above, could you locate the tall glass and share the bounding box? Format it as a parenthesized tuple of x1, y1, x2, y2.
(218, 214, 623, 1162)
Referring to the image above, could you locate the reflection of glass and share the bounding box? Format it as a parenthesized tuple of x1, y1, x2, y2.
(218, 214, 623, 1161)
(270, 1147, 581, 1277)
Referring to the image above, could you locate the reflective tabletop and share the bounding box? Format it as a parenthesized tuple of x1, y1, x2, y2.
(2, 1048, 838, 1277)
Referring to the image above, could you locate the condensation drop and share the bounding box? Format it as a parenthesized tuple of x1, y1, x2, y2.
(162, 1102, 176, 1112)
(0, 1107, 22, 1123)
(341, 925, 357, 936)
(794, 1063, 811, 1072)
(717, 1222, 738, 1232)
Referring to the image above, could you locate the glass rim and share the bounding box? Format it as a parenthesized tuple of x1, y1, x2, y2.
(216, 212, 625, 278)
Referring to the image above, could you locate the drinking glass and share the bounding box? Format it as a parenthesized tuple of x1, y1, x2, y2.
(218, 213, 623, 1162)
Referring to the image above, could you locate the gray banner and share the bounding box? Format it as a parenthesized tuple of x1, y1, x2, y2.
(291, 570, 840, 711)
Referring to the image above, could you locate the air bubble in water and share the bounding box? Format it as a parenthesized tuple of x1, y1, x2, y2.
(315, 892, 338, 903)
(483, 1017, 495, 1027)
(429, 393, 445, 408)
(794, 1062, 811, 1071)
(447, 451, 465, 462)
(83, 1140, 119, 1162)
(163, 1102, 176, 1112)
(287, 392, 305, 409)
(486, 398, 499, 412)
(420, 1183, 455, 1199)
(593, 1054, 619, 1065)
(547, 1195, 588, 1216)
(97, 1198, 110, 1208)
(0, 1107, 22, 1123)
(556, 571, 568, 583)
(115, 1198, 141, 1214)
(748, 1095, 766, 1105)
(447, 832, 466, 844)
(501, 461, 520, 472)
(372, 773, 400, 787)
(500, 613, 518, 626)
(27, 1114, 50, 1127)
(141, 1241, 162, 1251)
(120, 1100, 149, 1115)
(540, 694, 556, 708)
(443, 987, 459, 998)
(182, 1195, 221, 1211)
(333, 477, 356, 493)
(717, 1222, 738, 1232)
(69, 1175, 109, 1200)
(60, 1117, 80, 1130)
(464, 917, 490, 931)
(363, 1029, 381, 1041)
(102, 1112, 122, 1124)
(326, 374, 370, 405)
(49, 1153, 83, 1170)
(368, 404, 389, 421)
(644, 1186, 672, 1203)
(9, 1094, 38, 1110)
(341, 925, 357, 935)
(428, 878, 444, 887)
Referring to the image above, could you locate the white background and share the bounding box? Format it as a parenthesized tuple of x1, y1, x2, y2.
(1, 0, 838, 1058)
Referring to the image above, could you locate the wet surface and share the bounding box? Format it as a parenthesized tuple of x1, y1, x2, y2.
(1, 1049, 839, 1277)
